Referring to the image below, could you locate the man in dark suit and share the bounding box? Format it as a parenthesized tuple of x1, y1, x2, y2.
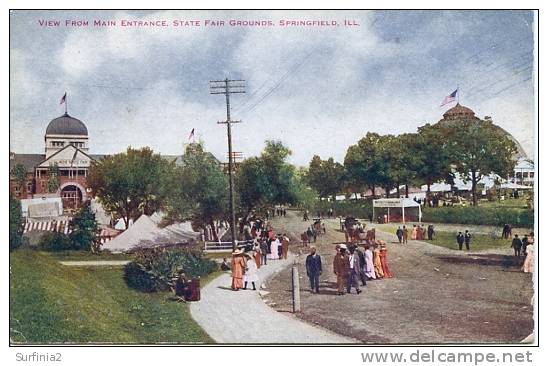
(305, 246, 322, 293)
(346, 245, 362, 294)
(456, 232, 465, 250)
(511, 234, 522, 257)
(464, 230, 472, 250)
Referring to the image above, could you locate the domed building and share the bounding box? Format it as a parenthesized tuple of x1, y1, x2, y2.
(10, 112, 104, 212)
(437, 103, 528, 159)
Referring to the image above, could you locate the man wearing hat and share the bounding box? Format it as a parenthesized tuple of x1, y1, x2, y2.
(230, 249, 246, 291)
(333, 244, 350, 295)
(347, 245, 362, 294)
(305, 246, 322, 294)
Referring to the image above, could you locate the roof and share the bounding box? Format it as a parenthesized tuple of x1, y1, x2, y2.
(46, 113, 88, 136)
(10, 153, 45, 172)
(442, 103, 476, 120)
(373, 198, 421, 208)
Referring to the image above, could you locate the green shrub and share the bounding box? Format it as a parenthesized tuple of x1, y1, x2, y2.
(38, 231, 72, 251)
(124, 247, 217, 292)
(10, 195, 23, 251)
(69, 202, 98, 251)
(422, 206, 533, 228)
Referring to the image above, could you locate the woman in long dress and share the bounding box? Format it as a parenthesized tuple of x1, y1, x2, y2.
(523, 242, 534, 273)
(363, 245, 376, 279)
(270, 238, 280, 260)
(231, 250, 246, 290)
(373, 243, 384, 278)
(411, 225, 418, 240)
(379, 242, 393, 278)
(244, 254, 259, 290)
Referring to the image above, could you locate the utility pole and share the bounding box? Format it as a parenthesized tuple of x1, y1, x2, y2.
(210, 78, 245, 251)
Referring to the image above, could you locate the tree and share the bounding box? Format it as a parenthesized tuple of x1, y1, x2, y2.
(164, 143, 229, 241)
(307, 155, 345, 201)
(10, 163, 27, 195)
(47, 163, 60, 193)
(442, 119, 518, 206)
(415, 124, 454, 195)
(344, 132, 391, 198)
(69, 201, 98, 252)
(87, 147, 173, 229)
(236, 140, 301, 223)
(9, 195, 23, 250)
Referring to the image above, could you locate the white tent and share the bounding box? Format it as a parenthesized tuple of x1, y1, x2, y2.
(373, 198, 422, 224)
(103, 214, 199, 253)
(499, 182, 533, 190)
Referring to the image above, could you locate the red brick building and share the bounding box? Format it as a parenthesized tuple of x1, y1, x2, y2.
(10, 112, 104, 212)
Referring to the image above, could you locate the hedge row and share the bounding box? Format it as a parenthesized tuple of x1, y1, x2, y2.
(422, 206, 534, 228)
(306, 199, 533, 228)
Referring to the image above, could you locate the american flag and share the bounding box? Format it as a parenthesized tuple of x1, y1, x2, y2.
(60, 92, 67, 105)
(440, 89, 458, 106)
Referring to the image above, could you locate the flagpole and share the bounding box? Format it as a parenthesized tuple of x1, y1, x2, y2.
(456, 85, 459, 104)
(65, 92, 68, 114)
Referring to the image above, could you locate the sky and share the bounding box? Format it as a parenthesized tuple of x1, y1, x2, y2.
(9, 10, 536, 166)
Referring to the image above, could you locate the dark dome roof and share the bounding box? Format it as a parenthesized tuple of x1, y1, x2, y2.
(46, 113, 88, 136)
(442, 103, 476, 120)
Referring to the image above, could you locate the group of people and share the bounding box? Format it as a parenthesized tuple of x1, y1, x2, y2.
(305, 240, 393, 296)
(229, 225, 291, 291)
(456, 230, 473, 250)
(510, 232, 535, 273)
(394, 224, 435, 243)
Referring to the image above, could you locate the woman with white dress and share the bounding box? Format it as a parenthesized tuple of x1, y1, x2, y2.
(244, 254, 259, 290)
(269, 238, 280, 260)
(523, 239, 534, 274)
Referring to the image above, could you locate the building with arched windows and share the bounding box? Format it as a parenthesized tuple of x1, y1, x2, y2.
(10, 112, 105, 214)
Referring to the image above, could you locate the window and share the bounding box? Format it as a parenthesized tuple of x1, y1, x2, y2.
(26, 182, 32, 194)
(522, 172, 528, 179)
(51, 141, 64, 147)
(71, 142, 84, 148)
(529, 172, 534, 179)
(516, 172, 522, 179)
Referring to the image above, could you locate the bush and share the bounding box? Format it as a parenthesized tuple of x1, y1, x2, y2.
(38, 231, 72, 251)
(69, 202, 98, 251)
(10, 195, 23, 251)
(124, 246, 217, 292)
(422, 206, 534, 228)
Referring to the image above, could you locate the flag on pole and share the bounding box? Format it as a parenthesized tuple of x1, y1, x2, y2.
(60, 92, 67, 105)
(188, 128, 195, 140)
(440, 89, 458, 106)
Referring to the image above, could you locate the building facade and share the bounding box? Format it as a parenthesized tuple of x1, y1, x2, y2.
(10, 112, 102, 213)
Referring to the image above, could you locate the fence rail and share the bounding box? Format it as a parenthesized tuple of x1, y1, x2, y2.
(203, 240, 254, 253)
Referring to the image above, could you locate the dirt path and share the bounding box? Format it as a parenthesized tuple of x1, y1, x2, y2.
(265, 211, 534, 344)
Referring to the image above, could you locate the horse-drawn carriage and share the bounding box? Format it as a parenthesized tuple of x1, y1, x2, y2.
(341, 216, 375, 243)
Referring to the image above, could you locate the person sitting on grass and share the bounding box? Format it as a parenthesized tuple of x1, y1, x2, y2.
(220, 258, 231, 271)
(172, 268, 190, 302)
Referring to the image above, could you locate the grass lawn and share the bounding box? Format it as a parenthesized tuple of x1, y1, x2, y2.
(375, 224, 511, 251)
(48, 250, 134, 261)
(10, 249, 215, 344)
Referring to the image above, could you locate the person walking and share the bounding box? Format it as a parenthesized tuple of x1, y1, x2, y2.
(396, 226, 404, 244)
(379, 242, 393, 278)
(511, 234, 522, 257)
(456, 232, 465, 250)
(372, 243, 384, 279)
(243, 253, 258, 290)
(523, 241, 534, 273)
(281, 234, 290, 259)
(522, 234, 529, 256)
(333, 244, 350, 295)
(259, 238, 268, 265)
(305, 246, 322, 294)
(346, 245, 362, 294)
(464, 230, 472, 251)
(402, 225, 408, 244)
(230, 249, 246, 291)
(363, 244, 376, 279)
(356, 246, 368, 285)
(427, 225, 435, 240)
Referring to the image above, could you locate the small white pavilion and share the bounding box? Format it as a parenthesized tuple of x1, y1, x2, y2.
(372, 198, 422, 224)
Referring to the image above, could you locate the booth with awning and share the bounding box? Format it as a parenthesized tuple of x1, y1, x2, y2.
(373, 198, 422, 224)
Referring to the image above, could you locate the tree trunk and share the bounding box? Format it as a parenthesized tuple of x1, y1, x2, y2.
(405, 184, 409, 198)
(396, 182, 400, 198)
(385, 186, 390, 197)
(209, 217, 219, 242)
(370, 185, 375, 199)
(471, 171, 478, 206)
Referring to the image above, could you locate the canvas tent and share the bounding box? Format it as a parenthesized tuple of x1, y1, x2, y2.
(103, 214, 199, 253)
(373, 198, 422, 224)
